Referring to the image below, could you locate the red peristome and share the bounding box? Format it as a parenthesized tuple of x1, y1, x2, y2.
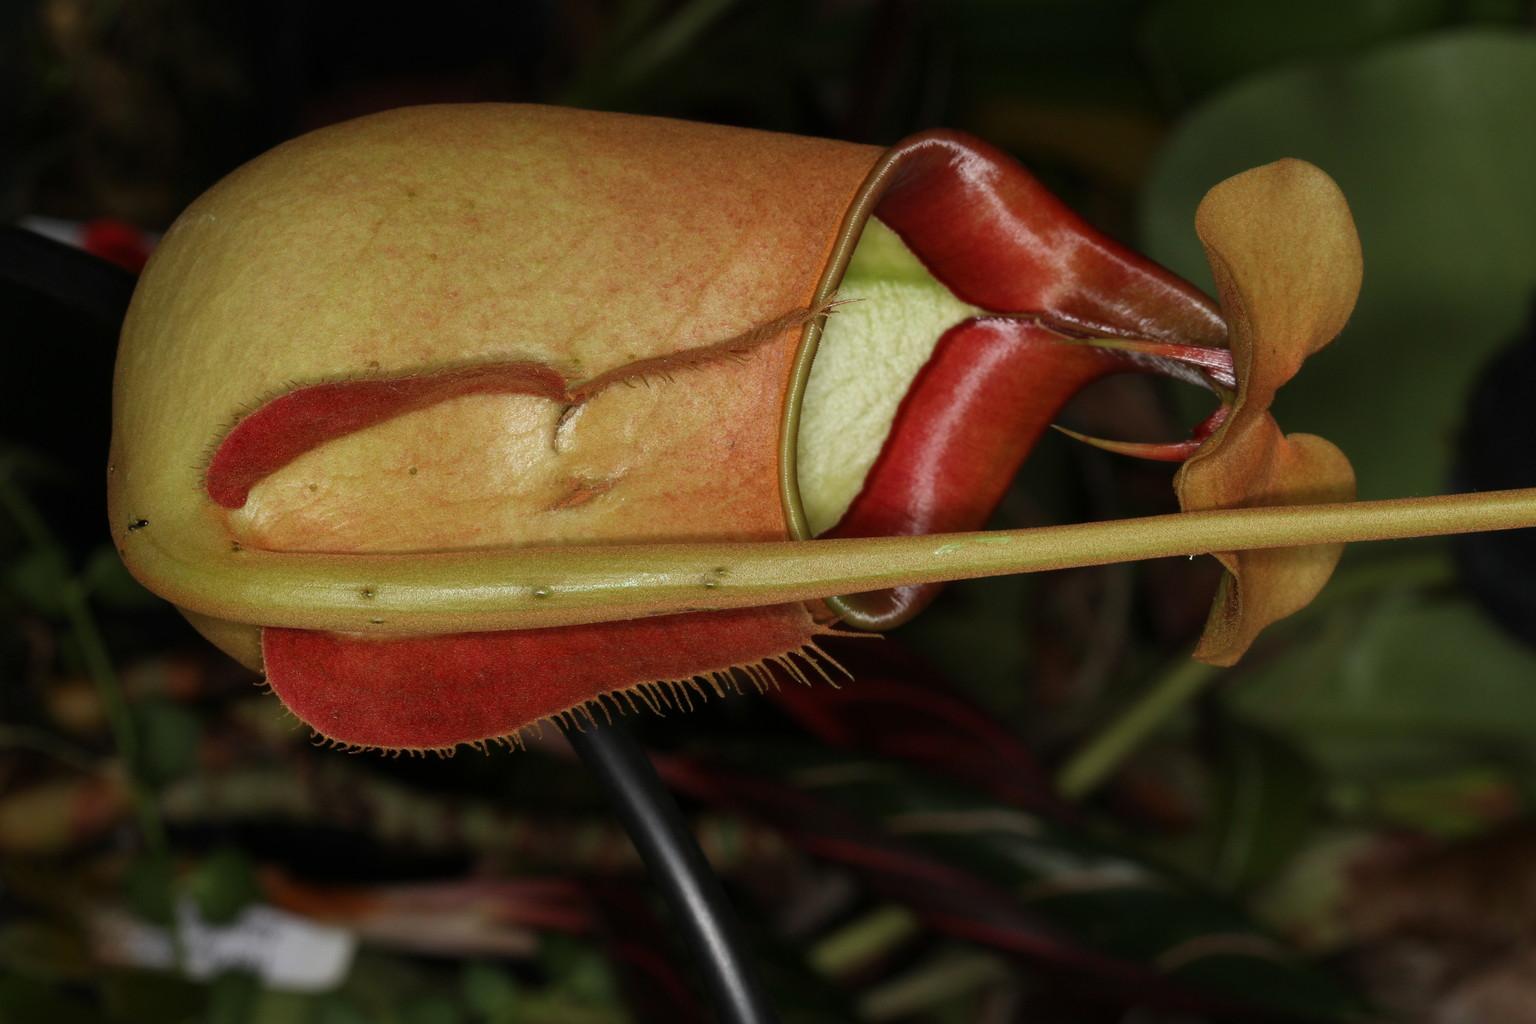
(262, 604, 828, 750)
(824, 318, 1130, 626)
(817, 131, 1227, 626)
(875, 131, 1226, 346)
(207, 362, 568, 509)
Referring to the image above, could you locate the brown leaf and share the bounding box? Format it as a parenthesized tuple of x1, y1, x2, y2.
(1175, 159, 1362, 665)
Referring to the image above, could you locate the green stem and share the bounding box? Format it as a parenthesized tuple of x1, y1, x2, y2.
(1056, 657, 1220, 800)
(1054, 548, 1455, 801)
(0, 473, 171, 875)
(123, 486, 1536, 635)
(0, 723, 101, 774)
(58, 583, 169, 853)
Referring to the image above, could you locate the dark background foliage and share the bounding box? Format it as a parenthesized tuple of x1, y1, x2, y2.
(3, 2, 1536, 1021)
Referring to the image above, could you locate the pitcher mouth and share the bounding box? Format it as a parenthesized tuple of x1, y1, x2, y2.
(779, 129, 1228, 630)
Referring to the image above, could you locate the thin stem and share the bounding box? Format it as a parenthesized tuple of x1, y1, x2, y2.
(125, 486, 1536, 635)
(0, 723, 101, 774)
(567, 721, 779, 1024)
(59, 582, 169, 852)
(1054, 548, 1455, 800)
(0, 474, 171, 863)
(1056, 658, 1220, 800)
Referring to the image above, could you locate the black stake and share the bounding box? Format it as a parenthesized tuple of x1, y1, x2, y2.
(567, 720, 779, 1024)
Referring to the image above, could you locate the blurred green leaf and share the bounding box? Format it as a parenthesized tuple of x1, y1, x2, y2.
(1252, 830, 1377, 950)
(104, 968, 207, 1024)
(208, 971, 261, 1024)
(948, 0, 1154, 106)
(1228, 589, 1536, 787)
(81, 544, 159, 611)
(309, 993, 373, 1024)
(539, 934, 616, 1004)
(461, 961, 520, 1019)
(0, 920, 93, 976)
(1207, 722, 1322, 894)
(122, 853, 177, 926)
(189, 848, 262, 926)
(1143, 31, 1536, 500)
(5, 546, 73, 616)
(1355, 766, 1521, 837)
(944, 0, 1166, 188)
(0, 973, 97, 1024)
(900, 574, 1037, 722)
(399, 994, 464, 1024)
(561, 2, 821, 127)
(132, 699, 201, 788)
(696, 743, 1363, 1020)
(246, 989, 314, 1024)
(1140, 0, 1466, 108)
(1166, 952, 1364, 1023)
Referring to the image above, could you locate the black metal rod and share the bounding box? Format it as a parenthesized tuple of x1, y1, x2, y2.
(568, 721, 779, 1024)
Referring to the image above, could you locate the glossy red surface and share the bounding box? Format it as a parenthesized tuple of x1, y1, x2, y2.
(823, 131, 1226, 626)
(824, 318, 1128, 626)
(875, 131, 1224, 345)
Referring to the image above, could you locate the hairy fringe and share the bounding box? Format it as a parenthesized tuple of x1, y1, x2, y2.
(299, 637, 852, 758)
